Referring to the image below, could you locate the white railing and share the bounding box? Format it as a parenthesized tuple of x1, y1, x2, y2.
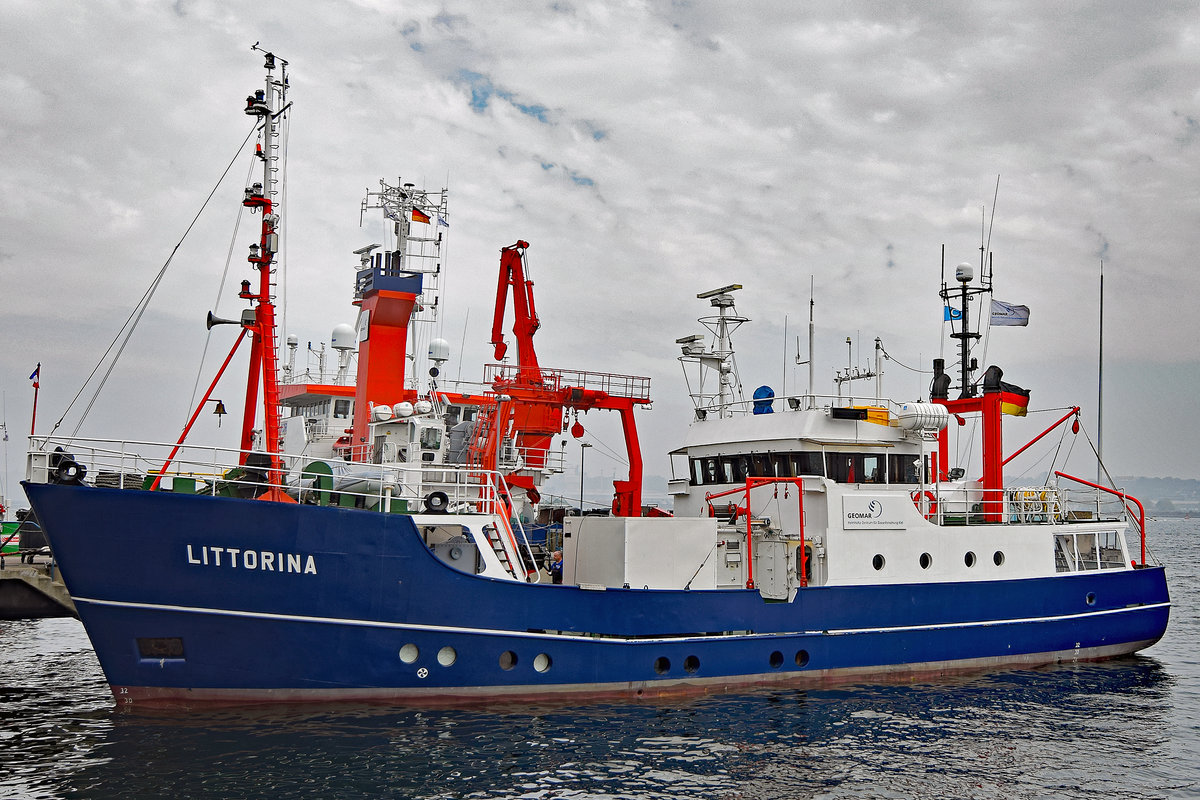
(916, 482, 1137, 527)
(27, 435, 519, 520)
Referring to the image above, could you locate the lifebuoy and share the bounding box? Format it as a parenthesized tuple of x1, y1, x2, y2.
(423, 491, 449, 513)
(910, 489, 937, 519)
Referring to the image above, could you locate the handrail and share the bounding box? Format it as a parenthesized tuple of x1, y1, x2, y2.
(488, 473, 540, 582)
(28, 434, 519, 518)
(1055, 471, 1145, 566)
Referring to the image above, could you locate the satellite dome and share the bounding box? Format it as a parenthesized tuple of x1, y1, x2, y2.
(331, 323, 357, 351)
(428, 338, 451, 364)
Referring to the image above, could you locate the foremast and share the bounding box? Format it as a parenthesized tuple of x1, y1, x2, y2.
(238, 50, 288, 470)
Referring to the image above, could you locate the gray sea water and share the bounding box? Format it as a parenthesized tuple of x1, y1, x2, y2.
(1, 518, 1196, 800)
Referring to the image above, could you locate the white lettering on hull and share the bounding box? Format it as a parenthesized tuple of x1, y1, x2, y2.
(185, 545, 317, 574)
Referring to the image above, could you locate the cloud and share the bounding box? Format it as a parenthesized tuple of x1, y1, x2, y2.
(3, 0, 1200, 511)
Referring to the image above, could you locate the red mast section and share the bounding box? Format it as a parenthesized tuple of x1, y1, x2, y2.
(156, 51, 292, 499)
(237, 51, 287, 480)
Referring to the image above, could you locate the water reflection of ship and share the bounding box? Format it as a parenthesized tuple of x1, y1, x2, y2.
(49, 657, 1173, 799)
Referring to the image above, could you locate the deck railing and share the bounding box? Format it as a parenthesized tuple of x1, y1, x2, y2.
(25, 434, 530, 540)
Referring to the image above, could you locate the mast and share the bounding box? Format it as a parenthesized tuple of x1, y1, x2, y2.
(807, 277, 815, 397)
(678, 284, 747, 417)
(238, 49, 288, 468)
(1098, 260, 1104, 484)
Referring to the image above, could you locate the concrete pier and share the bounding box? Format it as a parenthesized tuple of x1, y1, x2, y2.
(0, 555, 77, 619)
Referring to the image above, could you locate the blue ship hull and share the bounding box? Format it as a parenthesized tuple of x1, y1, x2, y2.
(24, 482, 1170, 705)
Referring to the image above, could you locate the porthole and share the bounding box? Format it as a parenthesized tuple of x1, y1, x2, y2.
(437, 646, 457, 667)
(795, 650, 810, 668)
(1085, 592, 1097, 606)
(769, 650, 784, 669)
(654, 656, 671, 675)
(684, 655, 700, 674)
(993, 550, 1005, 566)
(964, 551, 977, 568)
(399, 644, 419, 664)
(533, 653, 552, 673)
(872, 554, 886, 571)
(919, 553, 933, 570)
(499, 650, 518, 671)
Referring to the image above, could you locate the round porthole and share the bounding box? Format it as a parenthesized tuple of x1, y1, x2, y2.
(795, 650, 810, 668)
(654, 656, 671, 675)
(769, 651, 784, 669)
(437, 646, 457, 667)
(399, 644, 419, 664)
(919, 553, 933, 570)
(872, 554, 886, 571)
(993, 550, 1005, 566)
(964, 551, 977, 568)
(533, 653, 552, 673)
(684, 655, 700, 674)
(499, 650, 518, 670)
(1086, 592, 1097, 606)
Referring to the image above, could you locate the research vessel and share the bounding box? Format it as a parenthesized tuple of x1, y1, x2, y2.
(22, 54, 1169, 705)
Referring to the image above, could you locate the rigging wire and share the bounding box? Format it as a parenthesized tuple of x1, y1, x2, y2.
(49, 122, 260, 442)
(186, 154, 256, 417)
(574, 424, 630, 468)
(1077, 423, 1119, 490)
(877, 341, 930, 374)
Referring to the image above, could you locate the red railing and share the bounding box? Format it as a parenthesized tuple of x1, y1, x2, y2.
(704, 477, 806, 589)
(1055, 471, 1146, 566)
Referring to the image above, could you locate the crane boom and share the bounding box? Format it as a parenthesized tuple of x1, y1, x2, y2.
(490, 240, 542, 384)
(473, 240, 653, 516)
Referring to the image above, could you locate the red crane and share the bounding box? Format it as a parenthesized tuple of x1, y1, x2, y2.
(472, 241, 651, 516)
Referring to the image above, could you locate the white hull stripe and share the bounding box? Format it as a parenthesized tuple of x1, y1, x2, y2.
(74, 596, 1171, 645)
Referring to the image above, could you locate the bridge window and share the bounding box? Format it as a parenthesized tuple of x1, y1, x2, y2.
(888, 454, 921, 484)
(1099, 530, 1125, 568)
(721, 456, 749, 483)
(690, 451, 826, 486)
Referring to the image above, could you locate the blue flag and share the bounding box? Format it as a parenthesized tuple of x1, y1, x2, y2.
(943, 306, 962, 321)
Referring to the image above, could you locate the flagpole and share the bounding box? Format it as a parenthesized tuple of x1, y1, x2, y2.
(1097, 260, 1104, 485)
(29, 363, 40, 437)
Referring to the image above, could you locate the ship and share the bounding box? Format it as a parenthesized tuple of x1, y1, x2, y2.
(21, 53, 1169, 706)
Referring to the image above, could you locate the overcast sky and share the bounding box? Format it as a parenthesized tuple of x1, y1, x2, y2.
(3, 1, 1199, 511)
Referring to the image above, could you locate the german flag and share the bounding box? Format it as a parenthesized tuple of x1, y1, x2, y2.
(411, 207, 431, 224)
(999, 382, 1030, 416)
